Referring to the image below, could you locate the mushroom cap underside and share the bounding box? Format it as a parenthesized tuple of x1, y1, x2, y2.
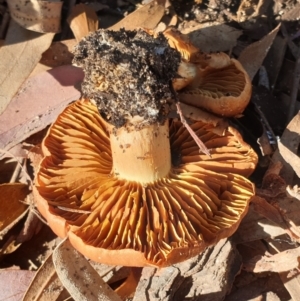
(35, 100, 257, 267)
(162, 28, 252, 117)
(178, 59, 252, 117)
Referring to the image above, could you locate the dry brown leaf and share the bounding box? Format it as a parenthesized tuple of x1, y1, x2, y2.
(133, 239, 241, 301)
(249, 195, 300, 241)
(237, 0, 261, 22)
(30, 39, 77, 77)
(67, 4, 99, 42)
(235, 205, 286, 243)
(27, 146, 44, 179)
(281, 3, 300, 21)
(8, 0, 63, 33)
(236, 161, 300, 244)
(244, 247, 300, 273)
(0, 183, 29, 234)
(23, 247, 127, 300)
(286, 185, 300, 201)
(39, 39, 76, 68)
(272, 241, 300, 301)
(0, 20, 54, 115)
(53, 239, 122, 301)
(109, 0, 165, 31)
(181, 22, 242, 53)
(179, 103, 228, 135)
(0, 65, 84, 151)
(0, 269, 35, 301)
(250, 196, 284, 226)
(22, 253, 70, 301)
(278, 112, 300, 178)
(239, 24, 281, 80)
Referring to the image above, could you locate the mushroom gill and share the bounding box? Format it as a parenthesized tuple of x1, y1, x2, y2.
(178, 59, 252, 117)
(35, 99, 257, 267)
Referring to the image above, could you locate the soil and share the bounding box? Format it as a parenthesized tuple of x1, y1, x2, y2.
(73, 29, 180, 128)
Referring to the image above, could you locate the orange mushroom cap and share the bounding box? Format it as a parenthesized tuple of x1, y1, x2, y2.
(35, 100, 257, 267)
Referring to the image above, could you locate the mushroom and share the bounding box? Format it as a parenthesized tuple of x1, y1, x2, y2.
(163, 28, 252, 117)
(35, 29, 257, 267)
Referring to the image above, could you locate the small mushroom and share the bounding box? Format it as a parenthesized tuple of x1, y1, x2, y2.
(164, 28, 252, 117)
(35, 29, 257, 267)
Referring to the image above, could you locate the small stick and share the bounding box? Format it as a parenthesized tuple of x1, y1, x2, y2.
(169, 82, 211, 157)
(253, 102, 277, 149)
(175, 102, 211, 157)
(57, 206, 92, 214)
(0, 149, 32, 183)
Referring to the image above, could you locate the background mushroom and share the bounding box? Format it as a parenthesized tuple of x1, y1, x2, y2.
(164, 28, 252, 117)
(35, 29, 258, 267)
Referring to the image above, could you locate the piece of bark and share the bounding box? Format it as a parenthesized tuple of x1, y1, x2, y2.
(243, 247, 300, 273)
(235, 157, 300, 244)
(251, 196, 295, 237)
(268, 239, 300, 300)
(235, 193, 300, 244)
(234, 205, 286, 244)
(133, 239, 241, 301)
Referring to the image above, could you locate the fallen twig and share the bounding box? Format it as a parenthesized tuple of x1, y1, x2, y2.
(169, 82, 211, 157)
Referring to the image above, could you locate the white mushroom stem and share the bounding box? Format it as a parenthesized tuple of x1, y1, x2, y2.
(109, 120, 171, 183)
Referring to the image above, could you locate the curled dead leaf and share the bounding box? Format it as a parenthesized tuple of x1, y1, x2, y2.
(239, 24, 281, 80)
(244, 247, 300, 273)
(109, 1, 165, 31)
(8, 0, 63, 33)
(53, 239, 122, 301)
(181, 23, 242, 53)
